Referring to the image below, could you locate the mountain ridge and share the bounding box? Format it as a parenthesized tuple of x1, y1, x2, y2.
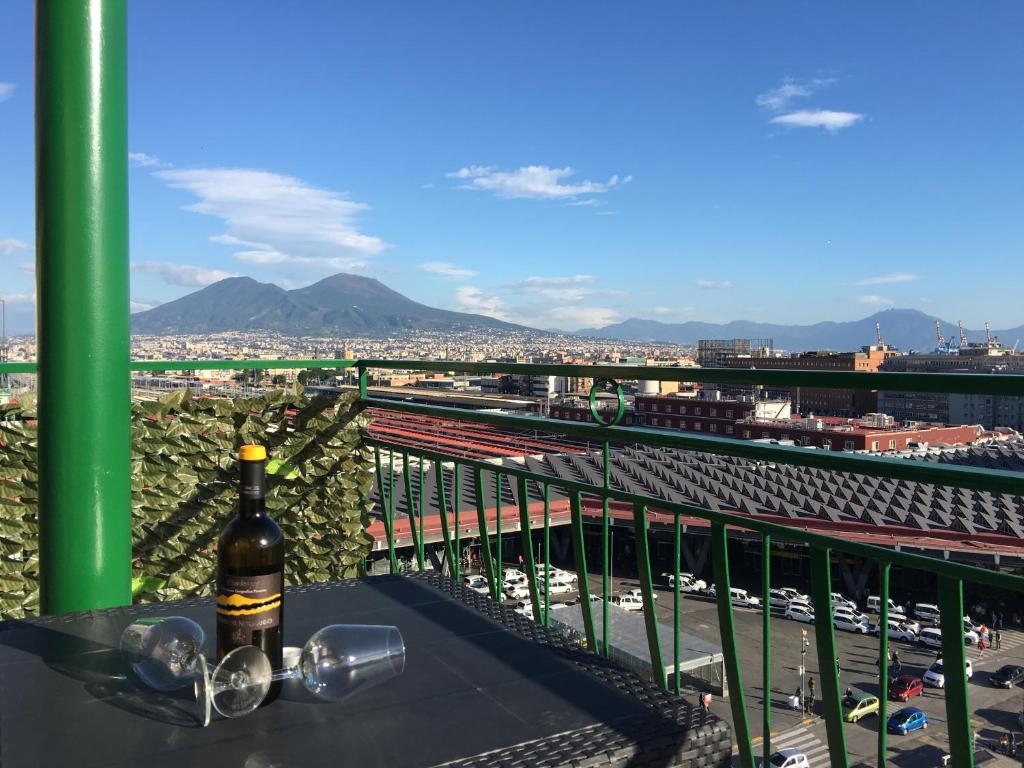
(576, 309, 1024, 352)
(131, 273, 528, 335)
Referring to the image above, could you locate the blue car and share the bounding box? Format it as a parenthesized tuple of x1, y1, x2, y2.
(887, 706, 928, 735)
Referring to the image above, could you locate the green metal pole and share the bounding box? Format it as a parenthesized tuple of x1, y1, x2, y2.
(543, 483, 550, 626)
(36, 0, 131, 614)
(602, 440, 610, 655)
(938, 575, 974, 768)
(631, 503, 665, 688)
(762, 534, 771, 765)
(877, 561, 890, 766)
(808, 547, 849, 768)
(673, 514, 681, 695)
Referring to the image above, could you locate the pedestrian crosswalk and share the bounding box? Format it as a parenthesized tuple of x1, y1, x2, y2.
(967, 628, 1024, 663)
(768, 722, 830, 766)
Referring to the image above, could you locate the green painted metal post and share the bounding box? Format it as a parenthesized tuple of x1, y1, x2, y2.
(453, 464, 461, 582)
(673, 514, 681, 695)
(472, 468, 498, 598)
(877, 561, 890, 765)
(36, 0, 132, 614)
(401, 453, 423, 570)
(710, 522, 754, 768)
(388, 448, 397, 572)
(631, 503, 665, 688)
(762, 534, 771, 765)
(495, 471, 503, 590)
(543, 483, 551, 626)
(568, 491, 597, 651)
(374, 446, 398, 574)
(435, 461, 456, 577)
(938, 575, 974, 768)
(602, 440, 611, 655)
(808, 547, 849, 768)
(516, 477, 543, 621)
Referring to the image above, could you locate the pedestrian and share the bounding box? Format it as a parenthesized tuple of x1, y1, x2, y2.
(979, 637, 987, 657)
(995, 630, 1002, 651)
(806, 677, 816, 714)
(792, 686, 802, 711)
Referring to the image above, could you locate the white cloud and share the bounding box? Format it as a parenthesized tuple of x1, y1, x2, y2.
(756, 77, 837, 111)
(0, 83, 14, 103)
(0, 238, 29, 256)
(454, 286, 515, 322)
(643, 306, 695, 318)
(770, 110, 863, 132)
(419, 261, 477, 279)
(130, 300, 157, 313)
(1, 293, 35, 304)
(696, 279, 733, 290)
(132, 260, 237, 287)
(17, 262, 34, 275)
(129, 152, 167, 168)
(446, 165, 630, 201)
(503, 275, 599, 302)
(155, 167, 389, 275)
(856, 294, 895, 305)
(544, 305, 619, 329)
(851, 272, 918, 286)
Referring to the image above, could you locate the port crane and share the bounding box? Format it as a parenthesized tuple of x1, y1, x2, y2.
(958, 320, 968, 349)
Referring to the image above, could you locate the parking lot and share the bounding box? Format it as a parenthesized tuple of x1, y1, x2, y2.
(487, 565, 1024, 767)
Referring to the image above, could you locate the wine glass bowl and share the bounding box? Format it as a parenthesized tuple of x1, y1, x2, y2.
(291, 624, 405, 702)
(120, 616, 206, 692)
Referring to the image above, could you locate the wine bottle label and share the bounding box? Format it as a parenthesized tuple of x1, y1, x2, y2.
(216, 572, 283, 645)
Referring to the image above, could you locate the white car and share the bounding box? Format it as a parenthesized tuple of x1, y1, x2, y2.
(544, 579, 573, 595)
(611, 594, 644, 611)
(503, 568, 528, 582)
(663, 573, 706, 592)
(504, 583, 530, 600)
(834, 607, 870, 625)
(831, 592, 857, 612)
(964, 629, 980, 645)
(766, 748, 809, 768)
(964, 617, 989, 639)
(625, 588, 655, 601)
(867, 596, 902, 614)
(834, 613, 870, 634)
(870, 620, 917, 642)
(923, 658, 973, 688)
(707, 584, 761, 608)
(463, 575, 490, 595)
(513, 600, 534, 620)
(785, 604, 815, 623)
(770, 587, 809, 608)
(919, 627, 943, 648)
(914, 603, 941, 622)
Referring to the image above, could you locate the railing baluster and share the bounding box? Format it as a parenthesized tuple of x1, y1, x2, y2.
(472, 467, 498, 599)
(401, 451, 423, 571)
(602, 440, 611, 656)
(938, 575, 974, 768)
(710, 521, 754, 768)
(543, 483, 551, 627)
(418, 457, 426, 570)
(495, 470, 503, 591)
(388, 448, 397, 573)
(435, 461, 456, 578)
(808, 546, 849, 768)
(673, 514, 681, 696)
(631, 502, 665, 688)
(568, 491, 597, 651)
(516, 476, 543, 622)
(762, 533, 771, 764)
(877, 561, 890, 766)
(454, 464, 462, 582)
(373, 446, 397, 574)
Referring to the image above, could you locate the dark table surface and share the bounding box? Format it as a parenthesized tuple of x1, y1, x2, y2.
(0, 573, 731, 768)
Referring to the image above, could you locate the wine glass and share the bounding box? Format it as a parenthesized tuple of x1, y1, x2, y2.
(120, 616, 271, 724)
(272, 624, 405, 701)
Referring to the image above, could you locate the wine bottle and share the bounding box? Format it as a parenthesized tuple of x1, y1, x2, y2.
(217, 443, 285, 702)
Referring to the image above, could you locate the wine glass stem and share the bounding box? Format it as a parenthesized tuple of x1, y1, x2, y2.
(270, 665, 299, 682)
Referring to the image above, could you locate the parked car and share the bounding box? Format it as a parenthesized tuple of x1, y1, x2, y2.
(831, 592, 857, 612)
(503, 568, 528, 582)
(663, 572, 707, 592)
(610, 594, 644, 611)
(888, 675, 924, 702)
(914, 603, 941, 622)
(765, 749, 809, 768)
(707, 584, 761, 608)
(834, 615, 870, 634)
(625, 588, 655, 601)
(503, 575, 527, 589)
(989, 665, 1024, 688)
(785, 604, 815, 623)
(963, 628, 980, 645)
(513, 601, 534, 619)
(463, 575, 490, 595)
(504, 583, 530, 600)
(842, 692, 880, 723)
(769, 587, 809, 608)
(964, 617, 988, 639)
(887, 707, 928, 735)
(923, 658, 973, 688)
(834, 606, 870, 624)
(867, 596, 901, 614)
(918, 627, 943, 649)
(869, 619, 917, 642)
(544, 579, 573, 595)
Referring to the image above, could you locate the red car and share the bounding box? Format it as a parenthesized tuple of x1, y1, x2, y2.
(889, 675, 924, 702)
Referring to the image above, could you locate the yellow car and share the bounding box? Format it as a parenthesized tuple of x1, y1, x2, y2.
(842, 692, 880, 723)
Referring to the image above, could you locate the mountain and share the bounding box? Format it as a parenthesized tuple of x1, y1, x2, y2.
(131, 273, 527, 335)
(577, 309, 1024, 352)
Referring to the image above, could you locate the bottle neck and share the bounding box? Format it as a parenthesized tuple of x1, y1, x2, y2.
(239, 458, 267, 518)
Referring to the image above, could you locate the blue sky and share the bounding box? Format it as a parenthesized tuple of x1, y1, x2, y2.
(2, 2, 1023, 334)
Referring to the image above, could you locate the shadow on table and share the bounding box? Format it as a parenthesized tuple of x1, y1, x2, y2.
(364, 574, 722, 768)
(0, 618, 202, 727)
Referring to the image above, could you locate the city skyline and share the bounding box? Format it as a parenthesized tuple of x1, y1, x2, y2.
(2, 2, 1024, 333)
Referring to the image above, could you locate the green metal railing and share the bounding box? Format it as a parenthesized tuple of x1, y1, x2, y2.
(5, 357, 1024, 767)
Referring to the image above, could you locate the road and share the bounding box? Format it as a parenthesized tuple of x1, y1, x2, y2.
(499, 568, 1024, 767)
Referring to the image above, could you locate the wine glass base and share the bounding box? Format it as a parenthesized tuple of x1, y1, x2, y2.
(209, 646, 272, 718)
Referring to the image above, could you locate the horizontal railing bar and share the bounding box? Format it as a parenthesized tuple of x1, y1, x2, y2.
(2, 358, 1023, 395)
(361, 397, 1024, 496)
(365, 435, 1024, 593)
(357, 359, 1024, 396)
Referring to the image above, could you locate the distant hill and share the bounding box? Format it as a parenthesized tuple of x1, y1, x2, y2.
(131, 273, 528, 335)
(576, 309, 1024, 352)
